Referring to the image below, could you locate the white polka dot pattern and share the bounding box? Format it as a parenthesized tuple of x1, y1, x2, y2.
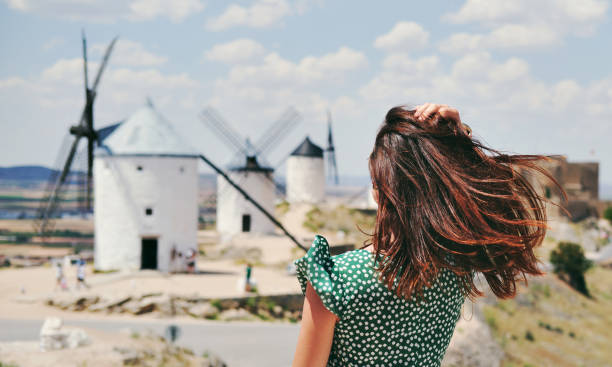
(294, 235, 466, 367)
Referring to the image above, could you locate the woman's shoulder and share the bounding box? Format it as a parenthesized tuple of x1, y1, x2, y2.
(316, 236, 373, 266)
(294, 235, 373, 278)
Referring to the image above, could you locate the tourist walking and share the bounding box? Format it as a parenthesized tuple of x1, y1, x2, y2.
(54, 261, 67, 291)
(291, 103, 565, 366)
(186, 248, 196, 274)
(76, 259, 89, 290)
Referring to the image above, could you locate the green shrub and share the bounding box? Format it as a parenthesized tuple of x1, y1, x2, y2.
(524, 330, 535, 341)
(550, 242, 593, 296)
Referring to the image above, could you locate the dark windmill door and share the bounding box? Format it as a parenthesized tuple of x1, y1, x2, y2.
(242, 214, 251, 232)
(141, 238, 158, 270)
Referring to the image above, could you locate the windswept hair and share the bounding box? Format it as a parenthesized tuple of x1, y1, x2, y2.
(366, 106, 567, 300)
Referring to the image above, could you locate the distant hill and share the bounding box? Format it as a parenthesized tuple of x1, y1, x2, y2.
(0, 165, 58, 181)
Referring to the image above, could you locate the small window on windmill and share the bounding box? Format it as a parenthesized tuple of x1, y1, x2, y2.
(145, 207, 153, 216)
(179, 166, 185, 173)
(137, 165, 143, 171)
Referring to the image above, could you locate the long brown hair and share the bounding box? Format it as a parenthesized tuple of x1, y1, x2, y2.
(366, 106, 567, 300)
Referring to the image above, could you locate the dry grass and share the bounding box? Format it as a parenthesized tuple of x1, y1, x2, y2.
(484, 266, 612, 367)
(302, 205, 375, 244)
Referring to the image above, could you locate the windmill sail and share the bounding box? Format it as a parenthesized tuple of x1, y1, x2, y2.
(35, 32, 117, 234)
(326, 110, 339, 185)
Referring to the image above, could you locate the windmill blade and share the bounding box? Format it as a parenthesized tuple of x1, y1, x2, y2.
(90, 36, 118, 95)
(71, 35, 117, 130)
(328, 145, 339, 185)
(86, 137, 94, 211)
(199, 107, 249, 157)
(82, 30, 89, 96)
(35, 133, 71, 228)
(38, 136, 83, 233)
(326, 110, 339, 185)
(327, 110, 334, 148)
(253, 107, 301, 157)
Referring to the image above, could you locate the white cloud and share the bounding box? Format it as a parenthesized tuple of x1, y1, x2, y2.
(41, 58, 86, 86)
(450, 52, 492, 80)
(440, 25, 559, 53)
(4, 0, 205, 23)
(440, 0, 609, 52)
(551, 79, 582, 109)
(220, 46, 367, 87)
(487, 58, 529, 82)
(206, 0, 292, 31)
(205, 39, 266, 64)
(1, 56, 198, 120)
(128, 0, 204, 22)
(445, 0, 607, 27)
(487, 24, 559, 48)
(438, 33, 483, 54)
(374, 22, 429, 51)
(299, 47, 367, 75)
(92, 40, 167, 67)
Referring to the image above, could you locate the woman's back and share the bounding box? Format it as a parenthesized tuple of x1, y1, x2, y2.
(295, 235, 465, 366)
(291, 103, 561, 366)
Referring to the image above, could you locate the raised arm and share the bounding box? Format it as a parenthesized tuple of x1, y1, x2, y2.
(291, 280, 338, 367)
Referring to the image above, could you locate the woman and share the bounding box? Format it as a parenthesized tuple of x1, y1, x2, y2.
(291, 103, 564, 366)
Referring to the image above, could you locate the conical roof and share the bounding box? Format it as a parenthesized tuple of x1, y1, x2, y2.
(291, 137, 323, 158)
(96, 105, 199, 157)
(229, 155, 273, 173)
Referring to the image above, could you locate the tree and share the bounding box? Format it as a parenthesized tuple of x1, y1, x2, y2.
(550, 242, 593, 296)
(604, 206, 612, 224)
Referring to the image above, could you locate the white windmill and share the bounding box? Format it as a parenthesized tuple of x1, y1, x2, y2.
(94, 104, 199, 272)
(286, 137, 325, 204)
(199, 107, 301, 238)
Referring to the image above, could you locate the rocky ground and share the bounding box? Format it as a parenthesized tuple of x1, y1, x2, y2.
(43, 292, 304, 322)
(441, 300, 504, 367)
(0, 326, 227, 367)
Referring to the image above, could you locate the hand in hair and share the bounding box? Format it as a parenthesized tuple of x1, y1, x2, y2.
(414, 103, 460, 122)
(413, 103, 471, 136)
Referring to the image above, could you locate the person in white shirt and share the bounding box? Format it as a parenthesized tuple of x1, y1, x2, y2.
(76, 259, 89, 290)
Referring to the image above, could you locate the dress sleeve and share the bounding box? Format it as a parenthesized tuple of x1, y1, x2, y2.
(293, 235, 347, 319)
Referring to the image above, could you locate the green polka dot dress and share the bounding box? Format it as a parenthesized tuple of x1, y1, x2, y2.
(294, 235, 465, 367)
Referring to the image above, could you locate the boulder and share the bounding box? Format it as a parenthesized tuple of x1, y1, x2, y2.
(40, 317, 68, 351)
(72, 296, 99, 311)
(218, 308, 256, 321)
(272, 305, 283, 317)
(66, 328, 90, 349)
(187, 302, 219, 319)
(173, 299, 192, 316)
(39, 317, 89, 351)
(219, 299, 240, 310)
(123, 294, 173, 315)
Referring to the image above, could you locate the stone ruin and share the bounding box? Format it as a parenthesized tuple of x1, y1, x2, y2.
(39, 317, 90, 351)
(519, 155, 605, 222)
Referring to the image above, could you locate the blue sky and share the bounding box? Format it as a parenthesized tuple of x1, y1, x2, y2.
(1, 0, 612, 197)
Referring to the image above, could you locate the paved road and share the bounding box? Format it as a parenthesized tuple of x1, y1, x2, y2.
(0, 318, 300, 367)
